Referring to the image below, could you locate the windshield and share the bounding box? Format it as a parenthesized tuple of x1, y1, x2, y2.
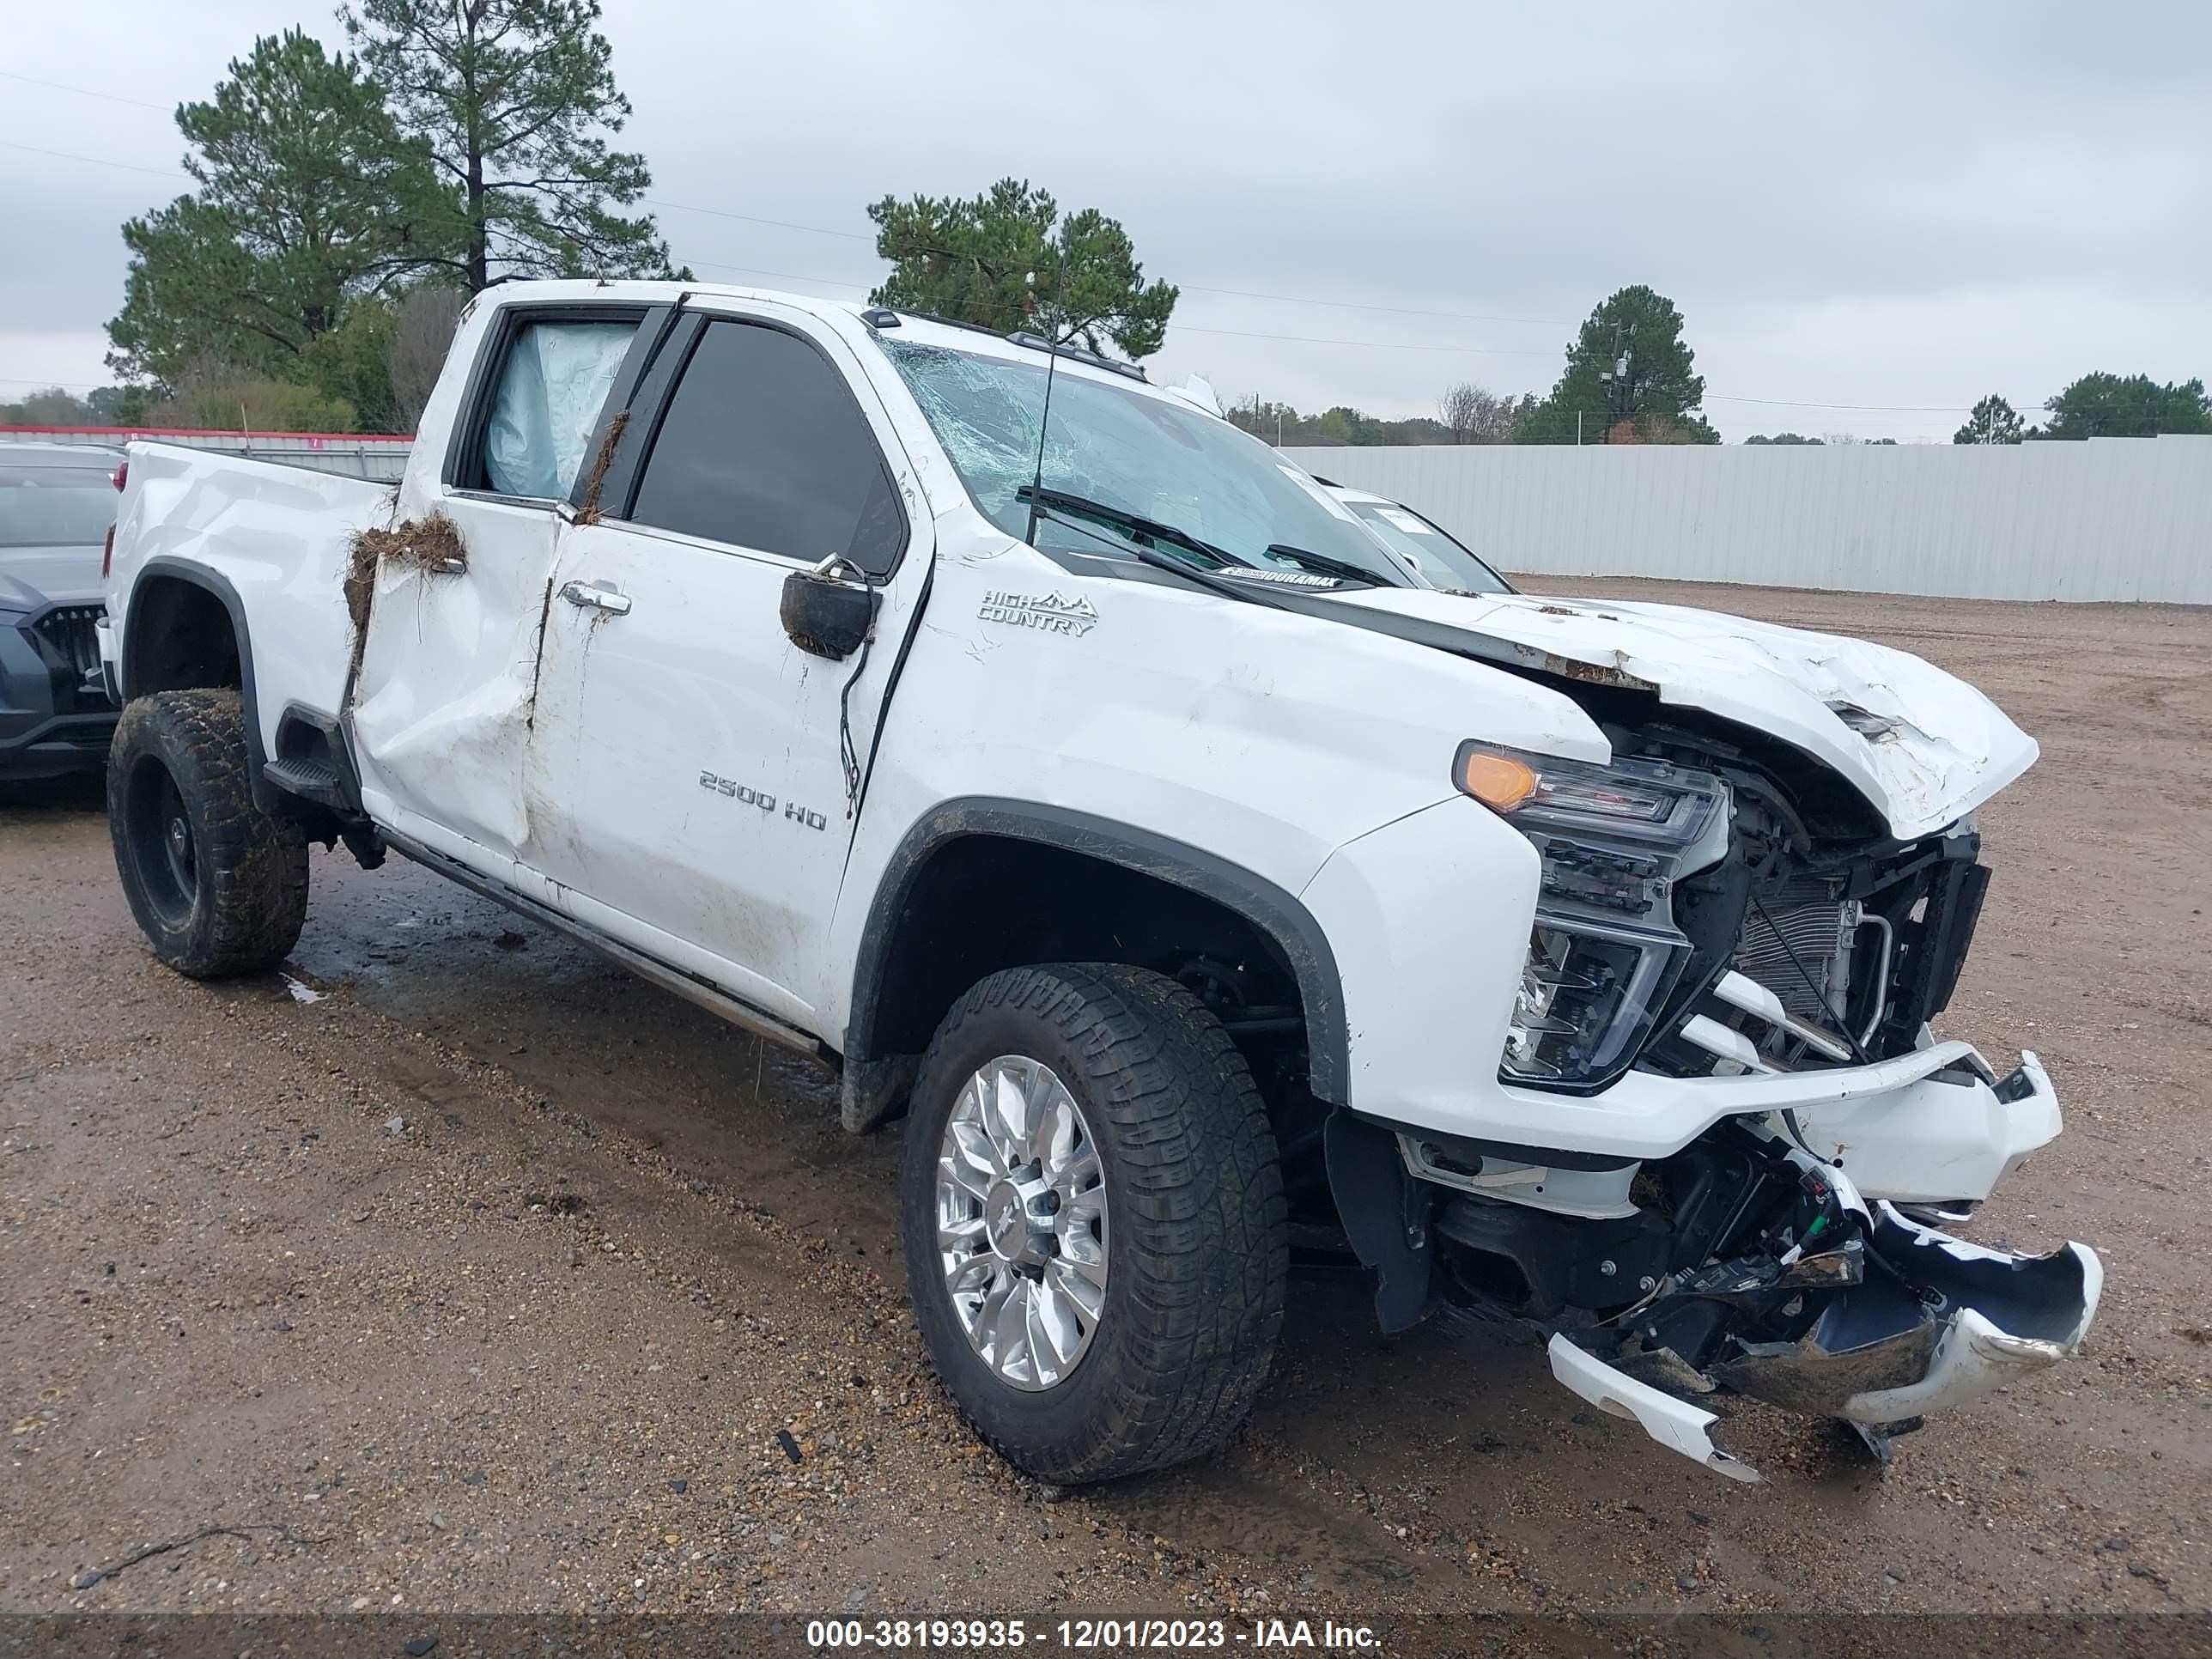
(877, 338, 1409, 586)
(1340, 498, 1512, 593)
(0, 465, 117, 549)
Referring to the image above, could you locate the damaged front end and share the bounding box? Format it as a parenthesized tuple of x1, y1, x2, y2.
(1380, 1110, 2100, 1480)
(1540, 1150, 2098, 1480)
(1334, 721, 2100, 1480)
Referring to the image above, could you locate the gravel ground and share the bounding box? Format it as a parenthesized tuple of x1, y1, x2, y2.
(2, 580, 2207, 1638)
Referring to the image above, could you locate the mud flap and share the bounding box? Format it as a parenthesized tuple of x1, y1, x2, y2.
(1324, 1111, 1432, 1333)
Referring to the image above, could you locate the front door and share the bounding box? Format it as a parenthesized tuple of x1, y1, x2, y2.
(523, 304, 925, 1029)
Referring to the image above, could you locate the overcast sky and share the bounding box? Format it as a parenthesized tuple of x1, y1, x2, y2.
(4, 1, 2208, 441)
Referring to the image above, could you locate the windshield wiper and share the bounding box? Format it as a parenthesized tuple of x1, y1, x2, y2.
(1014, 486, 1253, 570)
(1017, 493, 1291, 613)
(1263, 544, 1398, 587)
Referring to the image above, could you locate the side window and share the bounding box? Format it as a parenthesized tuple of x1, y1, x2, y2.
(472, 318, 640, 499)
(626, 320, 904, 574)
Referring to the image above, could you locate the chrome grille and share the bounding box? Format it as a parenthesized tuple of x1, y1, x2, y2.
(1734, 876, 1855, 1019)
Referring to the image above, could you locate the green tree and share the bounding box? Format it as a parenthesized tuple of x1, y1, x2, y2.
(342, 0, 683, 290)
(2031, 374, 2211, 440)
(1743, 432, 1823, 445)
(1517, 285, 1717, 445)
(1953, 395, 2023, 445)
(87, 386, 149, 425)
(106, 29, 452, 389)
(866, 179, 1178, 358)
(299, 295, 403, 432)
(0, 387, 100, 425)
(143, 358, 359, 432)
(1315, 405, 1389, 445)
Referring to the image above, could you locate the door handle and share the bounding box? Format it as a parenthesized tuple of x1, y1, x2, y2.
(560, 579, 632, 616)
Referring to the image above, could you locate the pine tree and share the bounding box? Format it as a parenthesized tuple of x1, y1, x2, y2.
(342, 0, 684, 289)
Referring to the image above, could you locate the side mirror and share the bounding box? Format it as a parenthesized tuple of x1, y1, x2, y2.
(781, 562, 879, 659)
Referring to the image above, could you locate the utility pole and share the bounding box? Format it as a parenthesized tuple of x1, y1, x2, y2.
(1595, 346, 1633, 443)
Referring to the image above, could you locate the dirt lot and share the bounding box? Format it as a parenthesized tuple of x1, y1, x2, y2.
(3, 580, 2209, 1640)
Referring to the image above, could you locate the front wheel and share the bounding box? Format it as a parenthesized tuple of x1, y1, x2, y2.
(108, 689, 309, 978)
(900, 963, 1288, 1483)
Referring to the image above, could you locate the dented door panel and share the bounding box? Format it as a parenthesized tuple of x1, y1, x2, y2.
(348, 302, 648, 882)
(349, 496, 563, 869)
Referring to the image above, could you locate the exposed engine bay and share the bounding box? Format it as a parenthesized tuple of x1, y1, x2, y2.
(1312, 714, 2099, 1480)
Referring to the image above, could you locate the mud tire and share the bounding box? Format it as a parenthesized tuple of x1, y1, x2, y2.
(108, 689, 308, 978)
(900, 963, 1288, 1484)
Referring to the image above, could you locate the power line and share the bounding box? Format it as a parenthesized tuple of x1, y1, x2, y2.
(0, 77, 1983, 419)
(0, 138, 186, 182)
(1707, 393, 1974, 413)
(644, 195, 873, 242)
(1174, 324, 1554, 357)
(3, 70, 1576, 333)
(0, 70, 170, 112)
(681, 258, 867, 291)
(1179, 284, 1566, 327)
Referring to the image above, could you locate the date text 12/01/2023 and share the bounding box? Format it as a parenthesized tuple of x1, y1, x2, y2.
(804, 1619, 1382, 1650)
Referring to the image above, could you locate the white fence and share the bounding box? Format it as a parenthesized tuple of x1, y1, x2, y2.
(2, 426, 413, 483)
(1284, 434, 2212, 605)
(16, 422, 2199, 602)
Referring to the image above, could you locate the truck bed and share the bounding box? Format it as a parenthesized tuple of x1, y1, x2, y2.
(106, 442, 396, 761)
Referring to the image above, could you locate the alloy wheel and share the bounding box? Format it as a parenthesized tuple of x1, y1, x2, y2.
(933, 1054, 1109, 1390)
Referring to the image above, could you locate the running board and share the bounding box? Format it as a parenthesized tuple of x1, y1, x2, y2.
(378, 827, 833, 1071)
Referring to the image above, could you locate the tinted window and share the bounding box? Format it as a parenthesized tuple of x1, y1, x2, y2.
(478, 318, 639, 499)
(0, 465, 118, 548)
(629, 321, 903, 574)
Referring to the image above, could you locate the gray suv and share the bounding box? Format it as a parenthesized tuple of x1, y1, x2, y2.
(0, 443, 123, 780)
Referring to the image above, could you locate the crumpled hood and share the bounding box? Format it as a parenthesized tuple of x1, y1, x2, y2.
(0, 543, 106, 611)
(1326, 586, 2038, 840)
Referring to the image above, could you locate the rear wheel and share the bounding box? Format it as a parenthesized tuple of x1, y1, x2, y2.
(900, 963, 1287, 1483)
(108, 689, 308, 978)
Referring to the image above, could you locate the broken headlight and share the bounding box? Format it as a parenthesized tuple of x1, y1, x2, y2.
(1456, 744, 1730, 1093)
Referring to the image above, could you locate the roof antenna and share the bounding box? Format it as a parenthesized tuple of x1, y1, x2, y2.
(1021, 268, 1061, 548)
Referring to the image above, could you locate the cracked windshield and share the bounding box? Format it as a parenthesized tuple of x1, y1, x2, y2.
(876, 337, 1411, 586)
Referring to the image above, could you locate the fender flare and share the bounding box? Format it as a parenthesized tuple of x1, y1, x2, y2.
(847, 797, 1348, 1104)
(123, 557, 272, 808)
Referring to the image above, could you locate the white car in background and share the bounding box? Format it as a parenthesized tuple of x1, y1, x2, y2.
(1322, 482, 1518, 594)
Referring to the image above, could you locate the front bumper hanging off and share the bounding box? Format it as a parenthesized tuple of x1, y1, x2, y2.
(1548, 1176, 2100, 1482)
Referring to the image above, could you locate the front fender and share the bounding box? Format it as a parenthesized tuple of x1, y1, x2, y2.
(845, 797, 1349, 1102)
(1299, 794, 1542, 1127)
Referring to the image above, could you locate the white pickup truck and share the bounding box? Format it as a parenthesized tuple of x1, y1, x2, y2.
(99, 281, 2098, 1485)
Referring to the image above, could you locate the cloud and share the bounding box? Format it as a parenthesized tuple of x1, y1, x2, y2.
(3, 0, 2206, 438)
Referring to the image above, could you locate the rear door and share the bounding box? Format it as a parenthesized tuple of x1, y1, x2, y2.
(523, 301, 926, 1030)
(349, 301, 655, 883)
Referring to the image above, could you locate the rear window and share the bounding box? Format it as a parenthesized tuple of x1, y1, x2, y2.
(0, 466, 117, 548)
(448, 312, 644, 500)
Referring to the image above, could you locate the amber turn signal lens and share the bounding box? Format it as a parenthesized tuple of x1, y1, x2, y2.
(1461, 750, 1539, 811)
